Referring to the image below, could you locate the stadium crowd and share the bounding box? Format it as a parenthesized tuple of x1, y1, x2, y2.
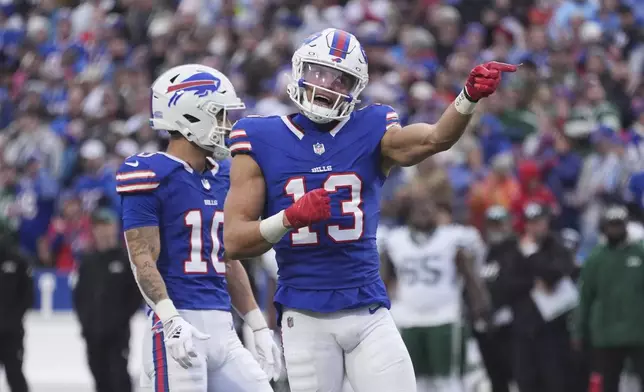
(1, 0, 644, 391)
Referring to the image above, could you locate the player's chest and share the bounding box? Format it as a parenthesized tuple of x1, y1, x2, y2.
(162, 174, 227, 224)
(264, 141, 378, 197)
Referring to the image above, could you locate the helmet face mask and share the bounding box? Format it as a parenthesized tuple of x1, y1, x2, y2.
(199, 100, 244, 161)
(288, 29, 369, 124)
(149, 64, 245, 160)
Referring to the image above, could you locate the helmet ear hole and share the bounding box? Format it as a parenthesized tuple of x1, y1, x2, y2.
(183, 114, 201, 123)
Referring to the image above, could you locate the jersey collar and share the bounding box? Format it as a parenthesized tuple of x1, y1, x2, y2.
(159, 152, 194, 173)
(281, 114, 350, 140)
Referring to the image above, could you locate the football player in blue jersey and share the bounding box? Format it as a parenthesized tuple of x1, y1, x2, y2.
(223, 28, 517, 392)
(117, 64, 280, 392)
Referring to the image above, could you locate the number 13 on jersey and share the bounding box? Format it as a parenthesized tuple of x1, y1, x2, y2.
(285, 173, 364, 245)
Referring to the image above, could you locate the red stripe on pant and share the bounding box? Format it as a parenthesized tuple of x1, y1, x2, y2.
(153, 314, 170, 392)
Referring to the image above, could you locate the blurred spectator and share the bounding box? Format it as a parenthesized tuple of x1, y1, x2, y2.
(575, 126, 626, 256)
(493, 203, 575, 392)
(510, 159, 558, 233)
(0, 163, 20, 244)
(15, 155, 59, 263)
(543, 132, 583, 230)
(468, 152, 520, 231)
(434, 141, 480, 224)
(573, 205, 644, 392)
(3, 108, 64, 179)
(625, 108, 644, 173)
(626, 170, 644, 223)
(0, 233, 33, 392)
(73, 139, 119, 213)
(73, 208, 141, 392)
(39, 192, 93, 271)
(564, 77, 621, 144)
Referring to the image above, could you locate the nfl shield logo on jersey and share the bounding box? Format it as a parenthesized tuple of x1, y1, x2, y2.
(286, 316, 294, 328)
(313, 142, 325, 155)
(201, 179, 211, 190)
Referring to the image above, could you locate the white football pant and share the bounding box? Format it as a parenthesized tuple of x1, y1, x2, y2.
(140, 309, 272, 392)
(281, 306, 416, 392)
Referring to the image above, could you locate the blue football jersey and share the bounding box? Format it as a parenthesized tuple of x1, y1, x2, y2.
(628, 171, 644, 209)
(230, 105, 401, 313)
(16, 171, 59, 256)
(117, 152, 231, 311)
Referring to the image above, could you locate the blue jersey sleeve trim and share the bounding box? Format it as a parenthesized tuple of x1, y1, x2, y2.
(121, 191, 161, 230)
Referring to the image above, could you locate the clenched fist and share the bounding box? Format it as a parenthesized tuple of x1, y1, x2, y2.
(284, 188, 331, 229)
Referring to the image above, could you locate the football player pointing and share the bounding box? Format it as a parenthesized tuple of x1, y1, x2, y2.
(118, 64, 279, 392)
(224, 28, 515, 392)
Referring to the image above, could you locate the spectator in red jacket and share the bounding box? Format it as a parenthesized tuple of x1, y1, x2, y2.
(39, 192, 93, 271)
(512, 160, 558, 233)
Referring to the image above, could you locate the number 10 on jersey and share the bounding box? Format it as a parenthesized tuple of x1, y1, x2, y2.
(184, 210, 227, 275)
(285, 173, 364, 245)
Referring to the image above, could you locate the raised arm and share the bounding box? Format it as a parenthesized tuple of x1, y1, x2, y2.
(224, 154, 330, 260)
(381, 62, 517, 170)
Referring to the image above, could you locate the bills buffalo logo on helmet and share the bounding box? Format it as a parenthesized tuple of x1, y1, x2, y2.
(167, 72, 221, 107)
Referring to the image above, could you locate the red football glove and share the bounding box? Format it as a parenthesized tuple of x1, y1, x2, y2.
(284, 188, 331, 229)
(464, 61, 518, 102)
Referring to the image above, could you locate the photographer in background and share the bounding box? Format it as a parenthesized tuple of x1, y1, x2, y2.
(495, 202, 575, 392)
(73, 208, 141, 392)
(573, 205, 644, 392)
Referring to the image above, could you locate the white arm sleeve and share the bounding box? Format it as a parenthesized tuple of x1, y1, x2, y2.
(260, 248, 279, 280)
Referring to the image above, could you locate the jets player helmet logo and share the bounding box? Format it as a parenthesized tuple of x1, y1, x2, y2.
(313, 142, 325, 155)
(166, 72, 222, 107)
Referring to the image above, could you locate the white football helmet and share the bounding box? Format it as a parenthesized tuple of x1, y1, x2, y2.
(287, 28, 369, 124)
(149, 64, 245, 160)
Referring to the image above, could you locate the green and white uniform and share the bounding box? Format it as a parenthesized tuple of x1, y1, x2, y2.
(383, 224, 485, 389)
